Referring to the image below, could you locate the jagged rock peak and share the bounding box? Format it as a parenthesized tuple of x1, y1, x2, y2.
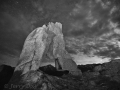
(15, 22, 82, 76)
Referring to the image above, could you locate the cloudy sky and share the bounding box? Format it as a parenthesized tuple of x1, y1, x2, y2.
(0, 0, 120, 67)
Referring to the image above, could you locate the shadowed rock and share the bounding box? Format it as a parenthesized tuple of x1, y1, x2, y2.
(39, 64, 69, 77)
(78, 64, 101, 73)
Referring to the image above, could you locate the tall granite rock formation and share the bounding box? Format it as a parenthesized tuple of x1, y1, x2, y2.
(15, 22, 81, 76)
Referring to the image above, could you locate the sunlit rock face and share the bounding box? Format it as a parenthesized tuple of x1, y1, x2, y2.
(15, 22, 81, 75)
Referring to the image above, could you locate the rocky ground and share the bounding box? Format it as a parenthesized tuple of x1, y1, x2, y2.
(2, 59, 120, 90)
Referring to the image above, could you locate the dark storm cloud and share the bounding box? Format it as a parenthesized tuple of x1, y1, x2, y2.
(68, 0, 115, 36)
(95, 43, 120, 59)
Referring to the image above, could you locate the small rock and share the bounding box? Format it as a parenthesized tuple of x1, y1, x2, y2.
(93, 65, 103, 72)
(89, 80, 96, 86)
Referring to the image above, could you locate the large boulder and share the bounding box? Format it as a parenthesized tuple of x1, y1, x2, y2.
(15, 22, 82, 76)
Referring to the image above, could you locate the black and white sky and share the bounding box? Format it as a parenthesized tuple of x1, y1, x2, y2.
(0, 0, 120, 67)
